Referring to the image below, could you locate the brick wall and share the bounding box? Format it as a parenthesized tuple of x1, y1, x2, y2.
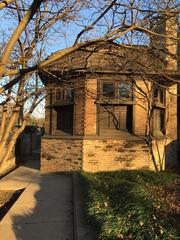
(41, 137, 83, 172)
(82, 139, 152, 172)
(41, 135, 178, 173)
(41, 137, 155, 173)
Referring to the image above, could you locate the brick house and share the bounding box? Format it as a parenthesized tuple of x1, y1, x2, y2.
(39, 16, 180, 172)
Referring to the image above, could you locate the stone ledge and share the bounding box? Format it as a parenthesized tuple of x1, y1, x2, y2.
(42, 134, 146, 141)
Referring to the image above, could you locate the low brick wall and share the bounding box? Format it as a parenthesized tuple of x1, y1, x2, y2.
(41, 136, 154, 172)
(82, 139, 152, 172)
(41, 137, 83, 172)
(41, 136, 178, 173)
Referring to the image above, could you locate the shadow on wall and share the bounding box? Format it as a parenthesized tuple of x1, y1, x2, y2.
(165, 139, 178, 170)
(11, 172, 73, 240)
(145, 138, 178, 172)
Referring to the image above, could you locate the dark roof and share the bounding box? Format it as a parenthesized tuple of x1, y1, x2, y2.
(39, 42, 180, 85)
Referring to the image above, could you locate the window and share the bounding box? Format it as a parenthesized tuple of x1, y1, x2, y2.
(56, 106, 73, 134)
(102, 83, 114, 97)
(153, 85, 165, 105)
(152, 108, 165, 135)
(66, 89, 74, 101)
(159, 89, 165, 104)
(118, 81, 132, 98)
(99, 104, 132, 134)
(55, 88, 74, 102)
(152, 85, 166, 136)
(160, 110, 165, 132)
(101, 80, 132, 99)
(99, 80, 133, 135)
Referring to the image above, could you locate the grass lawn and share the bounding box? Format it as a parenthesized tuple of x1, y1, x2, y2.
(81, 170, 180, 240)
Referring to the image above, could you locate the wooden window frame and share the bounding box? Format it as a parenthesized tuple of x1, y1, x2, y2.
(99, 79, 133, 101)
(152, 85, 166, 137)
(98, 79, 133, 136)
(153, 85, 166, 107)
(55, 106, 74, 135)
(99, 104, 133, 134)
(55, 88, 74, 103)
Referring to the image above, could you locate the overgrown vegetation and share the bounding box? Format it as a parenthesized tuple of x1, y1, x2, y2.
(81, 171, 180, 240)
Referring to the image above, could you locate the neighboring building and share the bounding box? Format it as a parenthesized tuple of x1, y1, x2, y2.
(39, 15, 180, 172)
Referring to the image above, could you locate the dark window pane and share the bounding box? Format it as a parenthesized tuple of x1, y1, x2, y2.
(56, 106, 73, 134)
(153, 87, 158, 99)
(118, 81, 132, 98)
(102, 83, 114, 97)
(159, 89, 165, 104)
(160, 110, 165, 133)
(127, 105, 133, 132)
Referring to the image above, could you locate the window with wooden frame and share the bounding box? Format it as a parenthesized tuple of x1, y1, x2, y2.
(98, 80, 133, 135)
(102, 82, 114, 97)
(100, 80, 133, 100)
(56, 106, 73, 134)
(99, 104, 133, 134)
(153, 85, 166, 106)
(55, 88, 74, 102)
(152, 85, 166, 136)
(118, 81, 133, 99)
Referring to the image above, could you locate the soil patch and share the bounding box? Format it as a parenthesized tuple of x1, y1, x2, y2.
(0, 189, 25, 221)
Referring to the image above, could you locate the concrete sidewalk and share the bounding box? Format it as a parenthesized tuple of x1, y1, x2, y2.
(0, 162, 73, 240)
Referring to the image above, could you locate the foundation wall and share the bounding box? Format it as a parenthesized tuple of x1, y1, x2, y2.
(82, 139, 152, 172)
(41, 138, 83, 173)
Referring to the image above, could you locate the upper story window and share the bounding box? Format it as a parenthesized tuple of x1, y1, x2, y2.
(153, 85, 165, 106)
(101, 80, 133, 100)
(55, 88, 74, 102)
(152, 85, 166, 136)
(103, 83, 114, 97)
(118, 81, 132, 98)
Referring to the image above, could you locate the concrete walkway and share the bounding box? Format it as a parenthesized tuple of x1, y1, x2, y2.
(0, 162, 73, 240)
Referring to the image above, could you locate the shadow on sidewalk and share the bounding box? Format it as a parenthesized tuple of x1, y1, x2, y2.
(21, 160, 40, 171)
(6, 173, 73, 240)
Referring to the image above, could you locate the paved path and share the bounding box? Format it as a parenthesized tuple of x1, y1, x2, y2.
(0, 161, 73, 240)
